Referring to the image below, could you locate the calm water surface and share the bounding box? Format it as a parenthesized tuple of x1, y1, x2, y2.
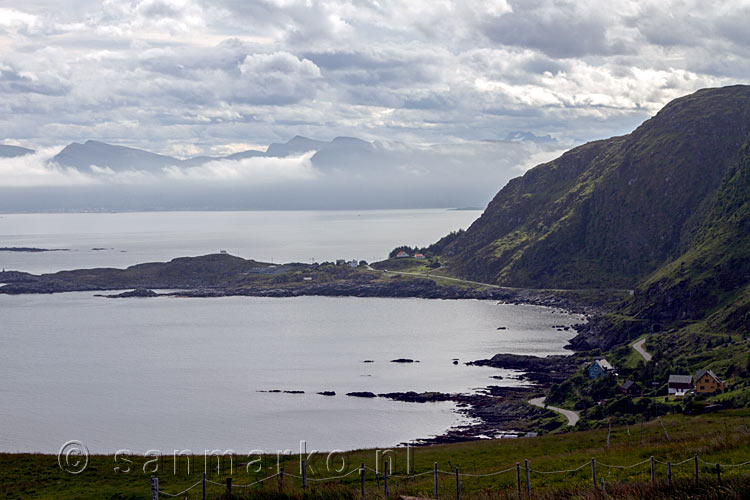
(0, 294, 581, 453)
(0, 210, 582, 454)
(0, 209, 480, 274)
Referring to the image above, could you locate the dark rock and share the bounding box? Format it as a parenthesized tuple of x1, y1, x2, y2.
(283, 390, 304, 394)
(317, 391, 336, 396)
(99, 288, 159, 298)
(346, 391, 377, 398)
(391, 358, 418, 363)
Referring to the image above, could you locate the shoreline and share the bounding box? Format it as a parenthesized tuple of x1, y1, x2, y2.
(0, 253, 602, 444)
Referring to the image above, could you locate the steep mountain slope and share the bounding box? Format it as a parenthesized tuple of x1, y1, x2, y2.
(443, 85, 750, 289)
(626, 140, 750, 330)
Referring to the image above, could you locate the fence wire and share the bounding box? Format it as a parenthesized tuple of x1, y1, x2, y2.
(155, 454, 750, 497)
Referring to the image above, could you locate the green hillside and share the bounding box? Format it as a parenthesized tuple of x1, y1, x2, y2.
(431, 85, 750, 418)
(442, 85, 750, 291)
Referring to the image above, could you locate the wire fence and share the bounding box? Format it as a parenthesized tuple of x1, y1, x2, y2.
(152, 454, 750, 499)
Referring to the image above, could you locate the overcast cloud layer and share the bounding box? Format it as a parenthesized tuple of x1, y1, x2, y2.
(0, 1, 748, 208)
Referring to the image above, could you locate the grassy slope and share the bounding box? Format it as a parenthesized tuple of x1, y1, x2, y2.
(443, 85, 750, 290)
(4, 412, 750, 499)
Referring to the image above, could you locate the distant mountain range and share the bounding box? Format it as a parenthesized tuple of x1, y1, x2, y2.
(47, 136, 378, 172)
(0, 131, 548, 172)
(0, 132, 558, 211)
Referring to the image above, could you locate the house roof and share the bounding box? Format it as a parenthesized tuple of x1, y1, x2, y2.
(668, 374, 693, 385)
(695, 369, 722, 383)
(595, 359, 613, 370)
(622, 380, 636, 390)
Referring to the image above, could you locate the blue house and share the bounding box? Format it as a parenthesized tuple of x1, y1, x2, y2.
(588, 359, 614, 379)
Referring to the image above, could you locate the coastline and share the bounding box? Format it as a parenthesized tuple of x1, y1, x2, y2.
(0, 253, 604, 442)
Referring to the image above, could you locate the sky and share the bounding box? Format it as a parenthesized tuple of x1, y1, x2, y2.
(0, 0, 748, 209)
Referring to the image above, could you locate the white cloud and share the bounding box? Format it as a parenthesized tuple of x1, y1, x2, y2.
(0, 0, 747, 162)
(162, 151, 319, 183)
(0, 147, 94, 187)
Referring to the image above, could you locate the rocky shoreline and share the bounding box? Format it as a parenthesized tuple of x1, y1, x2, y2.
(0, 253, 601, 442)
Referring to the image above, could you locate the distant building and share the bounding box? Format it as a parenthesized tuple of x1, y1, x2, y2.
(336, 259, 346, 266)
(695, 369, 724, 394)
(414, 253, 426, 259)
(347, 260, 358, 268)
(395, 251, 410, 258)
(588, 359, 613, 379)
(668, 374, 693, 397)
(620, 379, 641, 396)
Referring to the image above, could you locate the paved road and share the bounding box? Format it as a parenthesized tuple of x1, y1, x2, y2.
(632, 338, 652, 362)
(528, 397, 580, 426)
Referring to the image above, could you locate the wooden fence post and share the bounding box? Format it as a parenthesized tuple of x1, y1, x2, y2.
(455, 467, 460, 500)
(667, 462, 672, 488)
(226, 477, 232, 495)
(302, 459, 307, 491)
(361, 462, 365, 497)
(525, 459, 531, 498)
(279, 466, 284, 493)
(716, 463, 721, 485)
(601, 478, 606, 493)
(591, 458, 597, 489)
(384, 460, 389, 498)
(694, 455, 699, 485)
(151, 476, 158, 500)
(650, 456, 655, 486)
(202, 472, 206, 500)
(433, 462, 438, 499)
(516, 463, 521, 499)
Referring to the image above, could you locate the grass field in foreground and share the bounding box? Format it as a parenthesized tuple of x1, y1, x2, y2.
(4, 411, 750, 499)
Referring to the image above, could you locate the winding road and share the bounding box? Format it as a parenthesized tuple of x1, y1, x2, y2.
(632, 338, 652, 362)
(528, 397, 580, 426)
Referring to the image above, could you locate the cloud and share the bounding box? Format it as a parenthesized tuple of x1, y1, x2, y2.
(0, 147, 95, 187)
(0, 0, 747, 187)
(163, 151, 319, 183)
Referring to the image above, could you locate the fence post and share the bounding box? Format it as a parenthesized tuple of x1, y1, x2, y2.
(455, 467, 460, 500)
(667, 462, 672, 488)
(202, 472, 206, 500)
(279, 466, 284, 493)
(434, 462, 438, 499)
(226, 477, 232, 495)
(650, 456, 655, 486)
(361, 462, 366, 497)
(525, 459, 531, 497)
(151, 476, 158, 500)
(516, 462, 521, 499)
(384, 461, 389, 498)
(591, 458, 597, 489)
(302, 459, 307, 491)
(694, 454, 699, 485)
(601, 478, 606, 494)
(716, 463, 721, 485)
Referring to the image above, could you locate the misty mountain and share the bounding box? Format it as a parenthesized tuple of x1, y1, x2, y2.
(51, 136, 378, 172)
(0, 145, 35, 158)
(0, 134, 560, 211)
(53, 140, 185, 172)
